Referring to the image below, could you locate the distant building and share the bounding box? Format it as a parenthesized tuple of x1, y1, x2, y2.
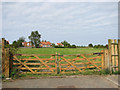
(55, 43, 64, 47)
(40, 41, 52, 48)
(22, 42, 34, 47)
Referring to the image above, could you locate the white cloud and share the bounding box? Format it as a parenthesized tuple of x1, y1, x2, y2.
(1, 0, 119, 2)
(2, 2, 118, 45)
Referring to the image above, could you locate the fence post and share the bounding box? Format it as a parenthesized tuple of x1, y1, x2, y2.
(2, 38, 10, 77)
(55, 52, 58, 74)
(101, 50, 104, 69)
(108, 39, 112, 73)
(104, 49, 109, 70)
(2, 38, 5, 75)
(4, 48, 10, 77)
(9, 51, 13, 75)
(118, 39, 120, 73)
(58, 53, 61, 74)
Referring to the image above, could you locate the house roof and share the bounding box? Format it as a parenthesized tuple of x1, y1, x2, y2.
(40, 42, 51, 45)
(56, 43, 64, 46)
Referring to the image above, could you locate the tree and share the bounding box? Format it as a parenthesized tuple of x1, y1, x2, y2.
(18, 37, 25, 42)
(61, 40, 71, 48)
(88, 43, 93, 47)
(17, 37, 25, 47)
(52, 43, 55, 48)
(12, 41, 19, 48)
(11, 37, 25, 48)
(71, 44, 76, 48)
(28, 31, 41, 48)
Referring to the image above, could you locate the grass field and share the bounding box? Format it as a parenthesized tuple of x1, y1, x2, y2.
(11, 48, 107, 77)
(18, 48, 105, 55)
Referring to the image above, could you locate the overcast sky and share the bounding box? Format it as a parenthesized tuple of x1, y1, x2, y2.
(2, 2, 118, 45)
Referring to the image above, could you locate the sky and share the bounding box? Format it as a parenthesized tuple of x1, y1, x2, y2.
(2, 2, 118, 46)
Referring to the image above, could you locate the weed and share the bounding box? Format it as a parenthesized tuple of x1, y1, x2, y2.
(10, 68, 21, 79)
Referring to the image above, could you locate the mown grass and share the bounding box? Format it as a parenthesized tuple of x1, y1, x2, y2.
(18, 48, 105, 55)
(16, 48, 104, 65)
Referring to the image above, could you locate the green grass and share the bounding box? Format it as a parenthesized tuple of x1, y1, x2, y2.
(17, 69, 110, 79)
(16, 48, 105, 68)
(11, 48, 107, 78)
(18, 48, 105, 55)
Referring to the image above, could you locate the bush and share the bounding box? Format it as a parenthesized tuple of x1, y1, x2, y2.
(54, 46, 64, 48)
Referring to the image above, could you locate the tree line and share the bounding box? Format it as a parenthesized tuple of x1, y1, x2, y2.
(9, 30, 107, 49)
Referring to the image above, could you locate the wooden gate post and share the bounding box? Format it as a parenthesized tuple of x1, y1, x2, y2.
(4, 48, 10, 77)
(101, 50, 104, 69)
(2, 38, 10, 77)
(2, 38, 5, 76)
(108, 39, 112, 73)
(103, 49, 109, 70)
(118, 39, 120, 73)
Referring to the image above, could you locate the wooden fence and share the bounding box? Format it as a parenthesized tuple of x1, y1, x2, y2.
(108, 39, 120, 73)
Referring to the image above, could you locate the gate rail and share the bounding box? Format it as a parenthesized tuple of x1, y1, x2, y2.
(12, 52, 104, 74)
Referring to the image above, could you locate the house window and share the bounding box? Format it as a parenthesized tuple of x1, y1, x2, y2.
(22, 43, 24, 45)
(27, 43, 29, 46)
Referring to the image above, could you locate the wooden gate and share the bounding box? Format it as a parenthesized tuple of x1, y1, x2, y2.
(13, 54, 57, 74)
(58, 52, 103, 74)
(12, 52, 104, 74)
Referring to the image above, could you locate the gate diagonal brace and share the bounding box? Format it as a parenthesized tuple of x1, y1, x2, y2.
(81, 54, 101, 71)
(17, 60, 28, 70)
(13, 56, 35, 73)
(61, 57, 82, 72)
(34, 55, 54, 72)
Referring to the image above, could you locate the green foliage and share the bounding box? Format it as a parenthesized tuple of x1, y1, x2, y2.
(54, 45, 64, 48)
(28, 31, 41, 48)
(71, 44, 76, 48)
(2, 74, 5, 79)
(17, 37, 25, 47)
(10, 68, 20, 79)
(52, 43, 55, 47)
(12, 41, 19, 48)
(5, 44, 19, 55)
(12, 37, 25, 48)
(18, 70, 111, 78)
(88, 43, 93, 47)
(94, 44, 107, 48)
(61, 40, 71, 48)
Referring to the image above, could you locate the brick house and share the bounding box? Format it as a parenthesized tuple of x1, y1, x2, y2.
(40, 41, 52, 48)
(55, 43, 64, 47)
(22, 42, 34, 47)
